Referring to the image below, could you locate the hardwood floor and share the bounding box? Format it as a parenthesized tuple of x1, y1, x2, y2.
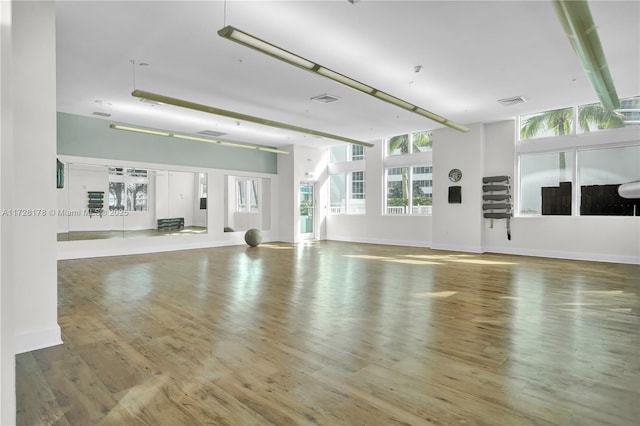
(16, 241, 639, 425)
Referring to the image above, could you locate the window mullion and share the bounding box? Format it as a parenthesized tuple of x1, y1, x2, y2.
(346, 172, 352, 213)
(405, 167, 411, 215)
(572, 149, 579, 216)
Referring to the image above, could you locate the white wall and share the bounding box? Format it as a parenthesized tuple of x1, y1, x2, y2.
(12, 0, 61, 354)
(432, 123, 485, 252)
(277, 145, 296, 242)
(0, 1, 15, 422)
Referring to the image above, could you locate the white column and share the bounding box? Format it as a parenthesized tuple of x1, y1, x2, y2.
(12, 0, 61, 354)
(0, 1, 16, 423)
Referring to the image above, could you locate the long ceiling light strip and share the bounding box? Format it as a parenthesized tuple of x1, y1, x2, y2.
(131, 89, 374, 148)
(551, 0, 620, 111)
(217, 25, 470, 133)
(109, 123, 290, 154)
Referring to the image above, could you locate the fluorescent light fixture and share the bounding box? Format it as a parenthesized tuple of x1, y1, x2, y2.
(108, 124, 171, 137)
(442, 120, 471, 133)
(415, 108, 446, 123)
(218, 25, 469, 132)
(220, 27, 315, 70)
(131, 89, 374, 148)
(109, 123, 290, 154)
(551, 0, 620, 111)
(373, 91, 416, 111)
(316, 67, 375, 94)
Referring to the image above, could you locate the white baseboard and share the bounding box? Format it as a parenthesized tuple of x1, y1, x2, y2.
(15, 325, 62, 354)
(327, 237, 638, 264)
(430, 242, 484, 253)
(486, 246, 640, 265)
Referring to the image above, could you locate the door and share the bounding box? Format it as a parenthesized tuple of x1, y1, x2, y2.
(299, 182, 315, 240)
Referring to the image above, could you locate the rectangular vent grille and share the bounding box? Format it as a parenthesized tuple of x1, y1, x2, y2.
(497, 96, 527, 106)
(311, 94, 341, 104)
(92, 111, 111, 117)
(197, 130, 228, 137)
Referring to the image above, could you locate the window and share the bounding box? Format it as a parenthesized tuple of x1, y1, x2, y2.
(329, 171, 366, 214)
(385, 166, 432, 215)
(237, 178, 259, 212)
(578, 145, 640, 216)
(519, 96, 639, 141)
(517, 96, 640, 216)
(108, 168, 148, 212)
(350, 171, 365, 214)
(388, 134, 409, 156)
(519, 152, 574, 215)
(386, 167, 408, 213)
(330, 144, 366, 163)
(618, 97, 640, 125)
(351, 145, 365, 161)
(330, 173, 346, 214)
(388, 131, 432, 156)
(384, 131, 433, 215)
(328, 143, 366, 214)
(412, 131, 433, 152)
(330, 145, 347, 164)
(519, 107, 574, 141)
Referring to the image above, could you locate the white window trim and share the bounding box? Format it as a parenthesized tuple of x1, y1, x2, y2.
(328, 158, 365, 174)
(517, 125, 639, 155)
(329, 170, 366, 215)
(516, 126, 640, 217)
(383, 166, 433, 216)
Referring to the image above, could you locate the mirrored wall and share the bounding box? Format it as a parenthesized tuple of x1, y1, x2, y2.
(224, 175, 271, 233)
(57, 162, 208, 241)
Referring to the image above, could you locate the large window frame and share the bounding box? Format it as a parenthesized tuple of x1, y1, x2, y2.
(330, 144, 367, 163)
(387, 131, 433, 156)
(328, 144, 367, 215)
(519, 96, 639, 141)
(384, 132, 433, 216)
(516, 104, 640, 217)
(329, 169, 366, 215)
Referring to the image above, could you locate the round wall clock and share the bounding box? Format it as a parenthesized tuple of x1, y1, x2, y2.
(448, 168, 462, 182)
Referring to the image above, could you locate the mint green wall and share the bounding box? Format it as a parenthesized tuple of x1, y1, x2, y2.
(57, 112, 277, 174)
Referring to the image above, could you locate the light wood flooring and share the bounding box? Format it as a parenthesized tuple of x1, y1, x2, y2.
(16, 241, 640, 425)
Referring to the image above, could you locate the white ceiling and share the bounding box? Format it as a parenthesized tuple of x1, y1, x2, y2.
(55, 0, 640, 150)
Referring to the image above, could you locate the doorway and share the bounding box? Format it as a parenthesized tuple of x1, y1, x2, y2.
(299, 182, 315, 240)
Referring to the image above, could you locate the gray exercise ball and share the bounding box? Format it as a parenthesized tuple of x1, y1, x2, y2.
(244, 228, 263, 247)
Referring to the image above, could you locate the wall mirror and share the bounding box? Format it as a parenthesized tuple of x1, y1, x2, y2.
(57, 162, 207, 241)
(224, 175, 271, 233)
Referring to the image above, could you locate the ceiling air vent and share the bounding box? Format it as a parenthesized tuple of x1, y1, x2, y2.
(197, 130, 228, 137)
(91, 111, 111, 117)
(497, 96, 527, 106)
(311, 94, 341, 104)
